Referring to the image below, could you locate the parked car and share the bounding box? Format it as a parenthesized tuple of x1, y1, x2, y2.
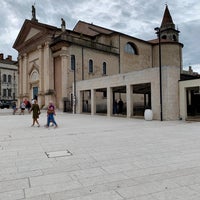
(0, 101, 10, 109)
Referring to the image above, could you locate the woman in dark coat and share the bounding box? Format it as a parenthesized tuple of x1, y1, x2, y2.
(29, 100, 40, 127)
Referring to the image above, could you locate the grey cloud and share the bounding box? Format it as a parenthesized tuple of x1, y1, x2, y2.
(112, 22, 127, 31)
(0, 0, 200, 67)
(180, 20, 200, 66)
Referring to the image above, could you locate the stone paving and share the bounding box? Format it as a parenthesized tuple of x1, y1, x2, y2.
(0, 109, 200, 200)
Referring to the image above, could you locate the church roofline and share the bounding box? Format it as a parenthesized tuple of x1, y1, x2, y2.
(73, 20, 153, 45)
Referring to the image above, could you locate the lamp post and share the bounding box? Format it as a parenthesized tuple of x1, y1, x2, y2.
(154, 27, 163, 121)
(13, 72, 16, 101)
(73, 58, 76, 114)
(73, 69, 76, 114)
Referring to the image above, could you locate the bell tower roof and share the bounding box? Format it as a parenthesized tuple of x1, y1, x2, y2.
(159, 4, 179, 42)
(161, 5, 174, 28)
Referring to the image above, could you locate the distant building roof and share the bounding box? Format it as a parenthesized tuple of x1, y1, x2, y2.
(181, 66, 200, 80)
(0, 53, 17, 65)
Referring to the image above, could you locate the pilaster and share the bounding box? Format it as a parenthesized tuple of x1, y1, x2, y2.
(60, 47, 68, 99)
(43, 42, 51, 92)
(23, 53, 27, 96)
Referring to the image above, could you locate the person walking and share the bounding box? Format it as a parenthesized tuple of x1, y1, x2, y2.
(29, 100, 40, 127)
(46, 101, 58, 128)
(26, 100, 31, 111)
(12, 101, 18, 115)
(20, 101, 26, 115)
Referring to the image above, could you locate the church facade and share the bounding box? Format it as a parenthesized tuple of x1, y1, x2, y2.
(13, 5, 183, 120)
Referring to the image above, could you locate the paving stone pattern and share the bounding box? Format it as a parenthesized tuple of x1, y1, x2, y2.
(0, 109, 200, 199)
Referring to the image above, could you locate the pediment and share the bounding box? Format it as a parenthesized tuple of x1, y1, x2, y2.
(13, 19, 59, 51)
(25, 27, 41, 42)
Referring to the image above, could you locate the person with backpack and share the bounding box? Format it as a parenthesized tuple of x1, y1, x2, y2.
(46, 101, 58, 128)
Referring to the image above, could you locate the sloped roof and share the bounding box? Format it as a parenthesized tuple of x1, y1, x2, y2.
(73, 20, 151, 46)
(161, 5, 174, 27)
(0, 59, 17, 65)
(73, 20, 114, 37)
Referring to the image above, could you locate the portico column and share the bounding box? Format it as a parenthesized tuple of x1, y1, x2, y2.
(107, 87, 112, 116)
(91, 89, 96, 115)
(77, 90, 82, 114)
(179, 86, 187, 120)
(126, 84, 133, 118)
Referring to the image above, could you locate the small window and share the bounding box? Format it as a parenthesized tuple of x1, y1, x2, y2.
(3, 74, 6, 82)
(103, 62, 106, 75)
(89, 59, 93, 73)
(8, 89, 12, 97)
(71, 55, 75, 70)
(3, 89, 6, 97)
(124, 42, 138, 54)
(8, 75, 12, 83)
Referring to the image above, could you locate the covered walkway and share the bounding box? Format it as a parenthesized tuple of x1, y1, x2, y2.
(75, 66, 180, 120)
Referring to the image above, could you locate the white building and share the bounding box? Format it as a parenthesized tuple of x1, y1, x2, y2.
(0, 53, 18, 104)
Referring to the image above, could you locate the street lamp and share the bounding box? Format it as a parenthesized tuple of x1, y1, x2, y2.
(13, 72, 16, 101)
(154, 27, 163, 121)
(73, 66, 76, 114)
(71, 55, 76, 114)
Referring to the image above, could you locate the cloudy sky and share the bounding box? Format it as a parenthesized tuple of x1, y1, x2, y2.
(0, 0, 200, 72)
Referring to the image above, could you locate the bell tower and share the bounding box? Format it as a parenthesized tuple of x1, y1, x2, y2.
(160, 5, 179, 42)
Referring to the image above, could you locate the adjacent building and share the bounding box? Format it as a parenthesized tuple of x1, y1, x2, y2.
(13, 5, 186, 120)
(180, 66, 200, 120)
(0, 53, 18, 104)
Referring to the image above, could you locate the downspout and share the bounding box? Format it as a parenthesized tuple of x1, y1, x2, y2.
(118, 34, 121, 74)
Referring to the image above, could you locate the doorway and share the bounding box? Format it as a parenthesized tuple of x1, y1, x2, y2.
(33, 86, 38, 100)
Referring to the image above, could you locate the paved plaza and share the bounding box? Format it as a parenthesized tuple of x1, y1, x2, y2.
(0, 109, 200, 200)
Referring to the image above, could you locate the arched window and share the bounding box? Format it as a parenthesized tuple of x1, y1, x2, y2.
(124, 42, 138, 55)
(102, 62, 106, 75)
(71, 55, 75, 70)
(8, 75, 12, 83)
(173, 35, 177, 41)
(89, 59, 93, 73)
(3, 74, 7, 82)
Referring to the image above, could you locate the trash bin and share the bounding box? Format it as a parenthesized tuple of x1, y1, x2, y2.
(144, 109, 153, 121)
